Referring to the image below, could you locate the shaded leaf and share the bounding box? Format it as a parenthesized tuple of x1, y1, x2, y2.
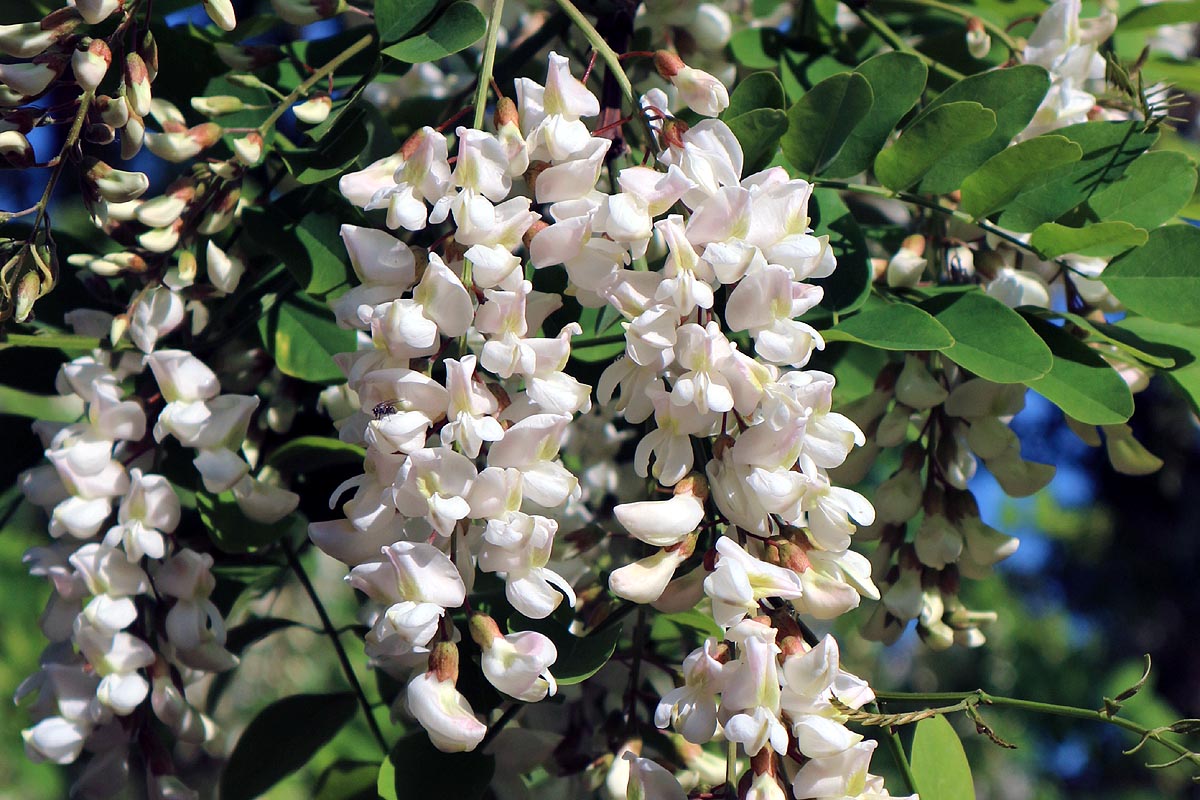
(1020, 312, 1135, 424)
(917, 65, 1052, 194)
(258, 294, 357, 384)
(875, 102, 996, 191)
(1101, 225, 1200, 324)
(224, 617, 302, 656)
(1029, 221, 1148, 259)
(0, 385, 83, 422)
(822, 303, 954, 350)
(959, 136, 1083, 220)
(220, 693, 358, 800)
(508, 614, 622, 686)
(810, 188, 872, 314)
(823, 51, 927, 179)
(375, 0, 438, 42)
(921, 292, 1052, 382)
(1120, 0, 1200, 28)
(267, 436, 367, 473)
(723, 71, 786, 118)
(1115, 317, 1200, 414)
(726, 108, 789, 173)
(782, 72, 874, 176)
(316, 760, 380, 800)
(381, 2, 487, 63)
(378, 732, 494, 800)
(196, 491, 302, 554)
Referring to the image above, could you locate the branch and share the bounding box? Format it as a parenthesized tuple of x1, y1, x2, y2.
(848, 6, 965, 82)
(257, 32, 376, 137)
(472, 0, 507, 130)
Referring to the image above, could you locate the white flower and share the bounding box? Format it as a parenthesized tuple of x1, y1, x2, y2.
(393, 447, 477, 536)
(614, 490, 704, 547)
(479, 512, 575, 619)
(609, 546, 690, 604)
(654, 639, 727, 744)
(704, 538, 803, 628)
(406, 671, 488, 753)
(472, 616, 558, 703)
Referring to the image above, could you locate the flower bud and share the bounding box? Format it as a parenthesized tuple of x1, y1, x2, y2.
(885, 234, 927, 288)
(874, 402, 912, 448)
(85, 158, 149, 203)
(966, 17, 992, 59)
(914, 512, 962, 569)
(944, 244, 975, 282)
(0, 130, 33, 168)
(75, 0, 123, 25)
(894, 355, 948, 410)
(203, 0, 238, 31)
(121, 113, 145, 159)
(609, 543, 691, 604)
(1103, 424, 1163, 476)
(123, 53, 152, 117)
(138, 31, 158, 81)
(874, 467, 923, 524)
(653, 50, 729, 117)
(270, 0, 347, 25)
(0, 19, 63, 59)
(97, 94, 129, 127)
(0, 60, 60, 97)
(232, 131, 262, 166)
(205, 240, 244, 293)
(293, 94, 332, 124)
(145, 123, 221, 162)
(190, 94, 246, 116)
(72, 39, 111, 92)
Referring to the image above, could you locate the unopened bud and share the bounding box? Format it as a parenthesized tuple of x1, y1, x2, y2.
(270, 0, 348, 26)
(660, 117, 689, 149)
(97, 94, 129, 127)
(966, 18, 991, 59)
(293, 94, 332, 124)
(15, 269, 43, 322)
(673, 473, 709, 503)
(191, 94, 246, 116)
(123, 53, 152, 117)
(494, 95, 519, 129)
(138, 31, 158, 81)
(121, 114, 145, 160)
(886, 234, 928, 288)
(0, 130, 33, 168)
(467, 613, 502, 649)
(654, 50, 728, 117)
(232, 131, 262, 166)
(1103, 424, 1163, 476)
(86, 158, 149, 203)
(428, 641, 459, 683)
(0, 59, 60, 97)
(203, 0, 238, 31)
(522, 219, 549, 250)
(895, 355, 948, 410)
(0, 20, 61, 59)
(75, 0, 123, 25)
(72, 38, 111, 92)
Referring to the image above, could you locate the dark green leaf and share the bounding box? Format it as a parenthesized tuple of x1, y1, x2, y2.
(381, 2, 487, 63)
(1084, 150, 1198, 229)
(875, 102, 996, 191)
(726, 108, 789, 174)
(782, 72, 874, 176)
(921, 291, 1052, 382)
(267, 436, 367, 473)
(997, 121, 1159, 232)
(378, 732, 495, 800)
(909, 716, 976, 800)
(196, 491, 301, 553)
(823, 302, 954, 350)
(1020, 313, 1134, 424)
(0, 385, 83, 422)
(280, 103, 370, 185)
(823, 52, 927, 179)
(728, 26, 785, 70)
(959, 136, 1083, 220)
(723, 71, 786, 119)
(258, 294, 357, 384)
(1101, 225, 1200, 324)
(1028, 221, 1147, 259)
(810, 188, 872, 314)
(1120, 0, 1200, 28)
(224, 617, 302, 656)
(242, 208, 353, 297)
(1115, 317, 1200, 414)
(375, 0, 438, 42)
(508, 614, 622, 686)
(1025, 309, 1175, 368)
(220, 693, 358, 800)
(916, 65, 1051, 194)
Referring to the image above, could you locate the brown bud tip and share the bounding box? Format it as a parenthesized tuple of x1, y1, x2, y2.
(524, 160, 549, 193)
(750, 744, 777, 776)
(428, 641, 459, 682)
(901, 233, 926, 257)
(703, 548, 719, 572)
(124, 52, 148, 83)
(468, 613, 502, 648)
(653, 50, 685, 80)
(494, 96, 518, 129)
(660, 117, 689, 149)
(966, 16, 984, 33)
(522, 218, 549, 250)
(673, 473, 709, 503)
(400, 129, 425, 160)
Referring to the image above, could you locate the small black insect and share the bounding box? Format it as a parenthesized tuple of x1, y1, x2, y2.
(373, 401, 398, 420)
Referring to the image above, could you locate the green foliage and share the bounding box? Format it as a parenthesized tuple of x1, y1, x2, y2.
(381, 2, 488, 63)
(1116, 317, 1200, 414)
(507, 614, 623, 687)
(959, 136, 1083, 220)
(822, 302, 954, 350)
(1020, 313, 1135, 424)
(920, 292, 1052, 383)
(196, 490, 303, 553)
(909, 716, 976, 800)
(810, 188, 872, 314)
(782, 72, 874, 176)
(1082, 151, 1198, 229)
(379, 732, 495, 800)
(258, 294, 357, 384)
(267, 436, 368, 473)
(375, 0, 439, 43)
(1028, 221, 1148, 259)
(1101, 226, 1200, 324)
(875, 101, 997, 191)
(221, 692, 359, 800)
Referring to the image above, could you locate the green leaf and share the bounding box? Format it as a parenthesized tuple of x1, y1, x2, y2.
(1028, 221, 1148, 259)
(723, 71, 786, 119)
(280, 103, 370, 185)
(379, 732, 495, 800)
(224, 617, 302, 656)
(242, 208, 352, 297)
(997, 121, 1159, 232)
(570, 306, 625, 363)
(316, 760, 380, 800)
(1115, 317, 1200, 414)
(1025, 309, 1175, 368)
(258, 294, 356, 384)
(916, 65, 1051, 194)
(267, 436, 367, 473)
(0, 332, 104, 354)
(921, 291, 1052, 383)
(220, 693, 358, 800)
(810, 188, 872, 314)
(375, 0, 438, 42)
(726, 108, 789, 174)
(822, 303, 954, 350)
(196, 491, 301, 553)
(875, 102, 996, 192)
(1101, 225, 1200, 324)
(1084, 150, 1198, 229)
(0, 385, 83, 422)
(728, 26, 784, 70)
(822, 51, 927, 179)
(782, 72, 874, 176)
(909, 716, 976, 800)
(959, 136, 1083, 220)
(1120, 0, 1200, 29)
(1019, 313, 1134, 424)
(508, 615, 622, 686)
(381, 2, 487, 63)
